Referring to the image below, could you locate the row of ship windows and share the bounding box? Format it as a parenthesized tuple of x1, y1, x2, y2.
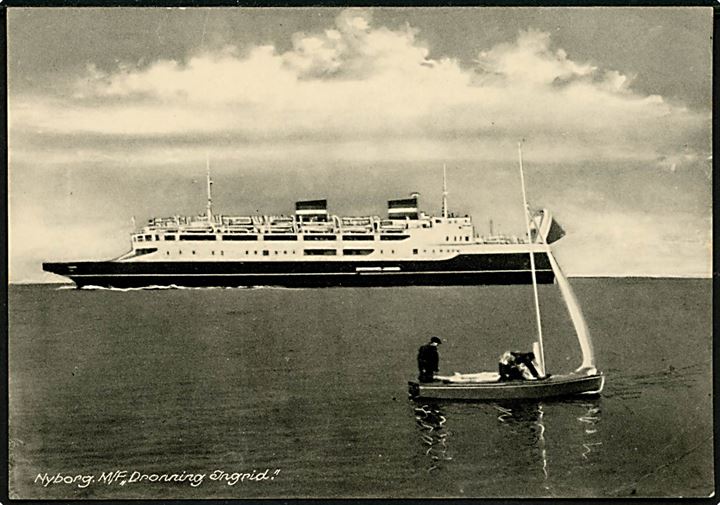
(164, 249, 372, 256)
(134, 234, 425, 242)
(154, 248, 463, 257)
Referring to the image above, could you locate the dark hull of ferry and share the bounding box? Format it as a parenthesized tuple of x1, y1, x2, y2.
(43, 253, 554, 288)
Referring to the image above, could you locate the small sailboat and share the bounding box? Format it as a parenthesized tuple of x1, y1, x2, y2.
(408, 146, 605, 401)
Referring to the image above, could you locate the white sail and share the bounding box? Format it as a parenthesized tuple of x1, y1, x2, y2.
(546, 249, 597, 374)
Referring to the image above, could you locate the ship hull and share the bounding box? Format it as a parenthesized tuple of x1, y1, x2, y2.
(43, 253, 555, 288)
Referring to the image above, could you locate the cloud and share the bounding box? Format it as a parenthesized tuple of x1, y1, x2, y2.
(9, 200, 132, 283)
(283, 9, 431, 80)
(551, 201, 712, 278)
(475, 29, 596, 85)
(10, 9, 709, 168)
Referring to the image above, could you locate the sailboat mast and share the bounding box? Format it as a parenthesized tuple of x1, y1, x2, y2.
(517, 143, 546, 377)
(442, 163, 448, 219)
(206, 156, 214, 222)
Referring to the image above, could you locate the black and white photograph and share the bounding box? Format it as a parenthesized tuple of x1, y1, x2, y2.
(6, 5, 713, 499)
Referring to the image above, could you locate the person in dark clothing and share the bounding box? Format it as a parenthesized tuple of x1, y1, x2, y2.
(517, 352, 542, 379)
(417, 336, 442, 382)
(498, 351, 542, 381)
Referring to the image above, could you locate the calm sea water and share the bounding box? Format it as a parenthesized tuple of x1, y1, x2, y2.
(8, 279, 713, 498)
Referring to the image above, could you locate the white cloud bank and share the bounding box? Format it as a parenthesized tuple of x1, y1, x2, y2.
(11, 9, 709, 167)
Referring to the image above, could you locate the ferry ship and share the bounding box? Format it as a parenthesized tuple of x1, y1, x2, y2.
(43, 169, 566, 288)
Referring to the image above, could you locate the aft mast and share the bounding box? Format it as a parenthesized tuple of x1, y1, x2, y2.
(442, 163, 448, 219)
(518, 143, 546, 377)
(206, 156, 214, 222)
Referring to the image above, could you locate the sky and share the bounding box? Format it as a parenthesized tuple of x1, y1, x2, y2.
(7, 7, 712, 282)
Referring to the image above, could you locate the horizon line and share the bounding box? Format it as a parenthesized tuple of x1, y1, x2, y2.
(8, 274, 714, 286)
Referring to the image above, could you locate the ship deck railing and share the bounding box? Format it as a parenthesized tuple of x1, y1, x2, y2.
(476, 236, 527, 244)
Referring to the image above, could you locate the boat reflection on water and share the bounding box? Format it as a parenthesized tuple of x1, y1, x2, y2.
(411, 399, 603, 488)
(494, 401, 551, 484)
(413, 403, 453, 472)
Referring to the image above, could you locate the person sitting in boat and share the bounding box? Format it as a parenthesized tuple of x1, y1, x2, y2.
(417, 336, 442, 383)
(498, 351, 542, 381)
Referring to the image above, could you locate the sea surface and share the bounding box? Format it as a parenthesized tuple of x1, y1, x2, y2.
(8, 279, 713, 499)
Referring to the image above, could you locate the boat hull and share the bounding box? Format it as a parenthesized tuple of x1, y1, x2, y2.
(43, 252, 555, 288)
(408, 373, 605, 401)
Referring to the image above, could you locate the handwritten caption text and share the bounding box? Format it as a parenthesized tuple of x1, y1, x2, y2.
(34, 469, 282, 488)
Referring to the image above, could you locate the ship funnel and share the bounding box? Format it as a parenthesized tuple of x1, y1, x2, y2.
(296, 199, 328, 222)
(388, 195, 419, 220)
